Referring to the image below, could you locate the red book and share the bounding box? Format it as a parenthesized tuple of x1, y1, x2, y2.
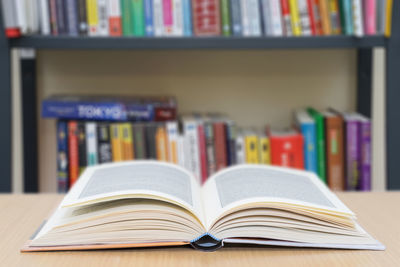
(213, 122, 227, 171)
(280, 0, 291, 36)
(197, 124, 208, 184)
(269, 128, 304, 170)
(68, 121, 79, 187)
(192, 0, 221, 36)
(307, 0, 323, 35)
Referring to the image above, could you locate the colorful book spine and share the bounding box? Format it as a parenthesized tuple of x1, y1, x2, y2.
(77, 122, 87, 174)
(319, 0, 331, 34)
(166, 121, 179, 163)
(132, 0, 145, 36)
(144, 0, 154, 36)
(344, 117, 360, 190)
(153, 0, 164, 36)
(352, 0, 364, 36)
(259, 135, 271, 165)
(68, 121, 79, 187)
(197, 123, 208, 183)
(245, 134, 259, 164)
(192, 0, 221, 36)
(296, 111, 318, 174)
(307, 0, 318, 35)
(359, 118, 371, 191)
(108, 0, 122, 36)
(86, 0, 99, 35)
(288, 0, 302, 36)
(183, 119, 201, 181)
(182, 0, 192, 36)
(65, 0, 79, 36)
(97, 0, 109, 35)
(172, 0, 184, 35)
(230, 0, 242, 36)
(155, 124, 168, 161)
(328, 0, 341, 34)
(221, 0, 231, 36)
(270, 0, 283, 36)
(226, 121, 237, 166)
(307, 108, 326, 183)
(132, 123, 147, 159)
(298, 0, 312, 35)
(85, 122, 98, 166)
(213, 122, 227, 171)
(384, 0, 392, 37)
(270, 131, 304, 169)
(78, 0, 88, 35)
(49, 0, 58, 35)
(97, 123, 113, 163)
(204, 121, 217, 176)
(56, 0, 67, 34)
(235, 133, 245, 164)
(57, 121, 69, 193)
(281, 0, 293, 36)
(121, 0, 133, 35)
(163, 0, 174, 35)
(339, 0, 353, 35)
(121, 123, 134, 160)
(110, 123, 123, 161)
(364, 0, 376, 35)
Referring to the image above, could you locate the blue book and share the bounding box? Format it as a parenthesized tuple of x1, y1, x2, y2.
(230, 0, 242, 36)
(57, 120, 69, 193)
(144, 0, 154, 36)
(295, 109, 318, 174)
(182, 0, 192, 36)
(42, 95, 177, 122)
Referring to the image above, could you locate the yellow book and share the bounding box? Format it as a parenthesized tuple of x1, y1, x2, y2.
(328, 0, 340, 34)
(121, 123, 134, 161)
(259, 136, 271, 165)
(166, 122, 179, 164)
(385, 0, 393, 37)
(156, 125, 168, 161)
(245, 134, 259, 164)
(110, 123, 123, 162)
(289, 0, 302, 36)
(86, 0, 99, 35)
(319, 0, 332, 35)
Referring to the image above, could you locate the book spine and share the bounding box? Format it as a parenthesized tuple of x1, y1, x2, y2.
(132, 123, 147, 159)
(65, 0, 79, 36)
(235, 134, 245, 164)
(204, 122, 217, 176)
(261, 0, 272, 35)
(270, 135, 304, 169)
(352, 0, 364, 36)
(221, 0, 231, 36)
(97, 123, 113, 163)
(39, 0, 51, 35)
(339, 0, 353, 35)
(145, 123, 157, 159)
(226, 121, 237, 165)
(156, 124, 168, 161)
(132, 0, 145, 36)
(77, 0, 88, 35)
(298, 0, 311, 35)
(85, 122, 98, 166)
(172, 0, 184, 35)
(289, 0, 302, 36)
(240, 0, 250, 35)
(182, 0, 192, 36)
(364, 0, 376, 35)
(301, 123, 318, 174)
(247, 0, 262, 36)
(163, 0, 174, 35)
(68, 121, 79, 187)
(56, 0, 67, 34)
(144, 0, 154, 36)
(183, 120, 201, 181)
(166, 121, 179, 163)
(328, 0, 341, 34)
(49, 0, 59, 35)
(110, 123, 124, 161)
(108, 0, 123, 36)
(345, 120, 360, 190)
(192, 0, 221, 36)
(270, 0, 283, 36)
(87, 0, 99, 35)
(319, 0, 331, 34)
(121, 0, 133, 35)
(177, 134, 186, 168)
(376, 0, 386, 34)
(245, 134, 259, 163)
(315, 114, 326, 183)
(153, 0, 164, 36)
(197, 124, 208, 183)
(230, 0, 242, 36)
(57, 120, 69, 193)
(384, 0, 392, 37)
(359, 120, 371, 191)
(121, 123, 134, 160)
(259, 136, 271, 164)
(280, 0, 293, 36)
(307, 0, 316, 35)
(97, 0, 109, 35)
(77, 122, 87, 174)
(214, 122, 227, 171)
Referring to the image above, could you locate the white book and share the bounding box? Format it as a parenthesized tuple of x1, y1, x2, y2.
(270, 0, 283, 36)
(183, 118, 201, 183)
(25, 0, 40, 33)
(177, 134, 185, 169)
(153, 0, 164, 36)
(97, 0, 109, 36)
(15, 0, 28, 34)
(38, 0, 50, 35)
(166, 121, 179, 164)
(297, 0, 311, 36)
(1, 0, 19, 32)
(260, 0, 272, 35)
(352, 0, 364, 36)
(172, 0, 183, 36)
(235, 134, 246, 164)
(86, 122, 98, 166)
(240, 0, 251, 36)
(246, 0, 262, 36)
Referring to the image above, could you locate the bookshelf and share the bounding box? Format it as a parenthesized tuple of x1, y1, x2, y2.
(0, 3, 399, 192)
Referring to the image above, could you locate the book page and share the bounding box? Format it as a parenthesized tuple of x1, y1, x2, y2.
(202, 165, 353, 229)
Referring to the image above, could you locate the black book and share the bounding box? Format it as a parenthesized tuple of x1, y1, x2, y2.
(77, 0, 88, 35)
(132, 123, 147, 159)
(97, 122, 112, 164)
(145, 123, 158, 159)
(77, 122, 87, 173)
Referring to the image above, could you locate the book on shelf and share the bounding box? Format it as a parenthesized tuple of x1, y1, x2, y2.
(21, 161, 384, 252)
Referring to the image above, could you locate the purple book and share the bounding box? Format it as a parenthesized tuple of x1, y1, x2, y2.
(344, 114, 361, 191)
(358, 115, 371, 191)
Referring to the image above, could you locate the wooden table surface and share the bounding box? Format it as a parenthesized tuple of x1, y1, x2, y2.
(0, 193, 399, 266)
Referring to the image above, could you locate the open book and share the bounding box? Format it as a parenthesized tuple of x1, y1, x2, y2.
(22, 161, 384, 252)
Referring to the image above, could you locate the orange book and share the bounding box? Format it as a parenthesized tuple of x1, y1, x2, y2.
(110, 123, 123, 162)
(319, 0, 331, 34)
(156, 124, 168, 161)
(121, 123, 134, 160)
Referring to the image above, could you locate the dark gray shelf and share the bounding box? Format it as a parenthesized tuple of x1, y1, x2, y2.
(9, 35, 386, 50)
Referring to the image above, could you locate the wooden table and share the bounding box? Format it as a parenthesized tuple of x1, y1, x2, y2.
(1, 193, 399, 266)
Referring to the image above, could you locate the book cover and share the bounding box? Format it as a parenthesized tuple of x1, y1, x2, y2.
(144, 0, 154, 36)
(241, 0, 261, 36)
(307, 108, 326, 183)
(197, 123, 208, 183)
(192, 0, 221, 36)
(324, 111, 345, 191)
(145, 123, 158, 159)
(163, 0, 174, 35)
(77, 122, 87, 174)
(245, 133, 259, 164)
(182, 0, 193, 36)
(204, 120, 217, 176)
(225, 120, 237, 166)
(289, 0, 302, 36)
(85, 122, 98, 166)
(220, 0, 231, 36)
(156, 124, 168, 161)
(121, 123, 134, 160)
(281, 0, 293, 36)
(172, 0, 184, 35)
(68, 121, 79, 187)
(121, 0, 133, 35)
(230, 0, 242, 36)
(56, 0, 67, 34)
(86, 0, 99, 35)
(213, 121, 227, 171)
(166, 121, 179, 163)
(352, 0, 364, 36)
(269, 128, 304, 169)
(328, 0, 341, 34)
(77, 0, 88, 35)
(49, 0, 59, 35)
(108, 0, 122, 36)
(132, 0, 145, 36)
(344, 114, 360, 190)
(153, 0, 164, 35)
(57, 120, 69, 193)
(338, 0, 353, 35)
(65, 0, 79, 36)
(132, 123, 147, 159)
(364, 0, 376, 35)
(298, 0, 312, 35)
(319, 0, 331, 34)
(235, 132, 245, 164)
(358, 116, 371, 191)
(259, 135, 271, 165)
(183, 118, 201, 181)
(97, 123, 113, 164)
(110, 123, 124, 162)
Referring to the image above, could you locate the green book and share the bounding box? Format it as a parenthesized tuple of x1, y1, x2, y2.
(121, 0, 133, 35)
(220, 0, 231, 36)
(131, 0, 145, 36)
(307, 108, 326, 183)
